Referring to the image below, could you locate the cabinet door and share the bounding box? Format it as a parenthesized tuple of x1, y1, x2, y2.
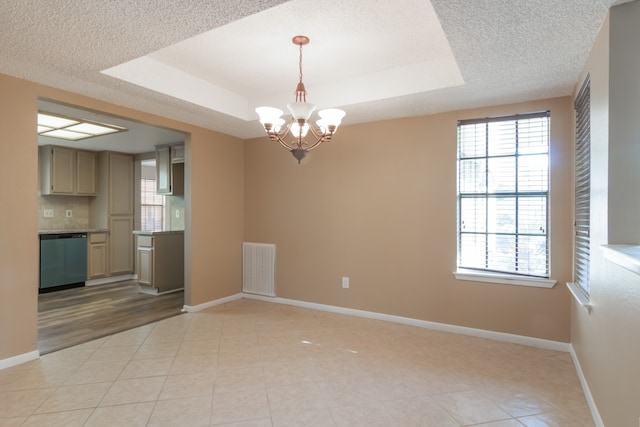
(170, 163, 184, 196)
(109, 216, 134, 275)
(88, 243, 108, 279)
(156, 146, 172, 194)
(88, 233, 108, 279)
(137, 248, 153, 286)
(109, 153, 134, 215)
(76, 150, 97, 195)
(51, 146, 75, 194)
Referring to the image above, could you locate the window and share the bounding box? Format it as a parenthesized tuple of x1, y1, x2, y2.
(457, 111, 550, 278)
(574, 77, 591, 296)
(141, 178, 164, 231)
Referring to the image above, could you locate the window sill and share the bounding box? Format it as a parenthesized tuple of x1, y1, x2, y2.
(566, 282, 592, 314)
(601, 244, 640, 276)
(453, 269, 557, 288)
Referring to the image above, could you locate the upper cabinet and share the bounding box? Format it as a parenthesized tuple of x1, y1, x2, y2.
(156, 146, 172, 194)
(76, 149, 97, 195)
(90, 151, 135, 227)
(108, 152, 134, 215)
(39, 145, 96, 196)
(156, 144, 184, 196)
(171, 145, 185, 163)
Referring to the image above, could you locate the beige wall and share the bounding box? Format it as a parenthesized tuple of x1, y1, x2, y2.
(188, 128, 244, 304)
(0, 75, 39, 360)
(571, 3, 640, 426)
(245, 97, 573, 342)
(0, 74, 244, 361)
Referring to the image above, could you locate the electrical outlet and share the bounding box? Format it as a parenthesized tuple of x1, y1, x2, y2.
(43, 209, 54, 218)
(175, 210, 180, 218)
(342, 277, 349, 289)
(65, 210, 73, 218)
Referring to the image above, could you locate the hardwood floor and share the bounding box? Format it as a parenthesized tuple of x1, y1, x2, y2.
(38, 280, 184, 355)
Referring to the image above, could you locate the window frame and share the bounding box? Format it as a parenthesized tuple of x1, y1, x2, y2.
(140, 177, 165, 232)
(455, 111, 555, 287)
(567, 76, 592, 311)
(573, 77, 591, 297)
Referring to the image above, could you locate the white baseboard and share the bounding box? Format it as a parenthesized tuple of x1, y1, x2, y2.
(242, 293, 571, 352)
(570, 344, 604, 427)
(85, 274, 135, 287)
(182, 293, 243, 312)
(138, 286, 184, 296)
(0, 350, 39, 371)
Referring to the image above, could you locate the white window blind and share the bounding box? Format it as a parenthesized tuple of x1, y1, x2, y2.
(574, 77, 591, 296)
(141, 178, 164, 231)
(457, 111, 550, 278)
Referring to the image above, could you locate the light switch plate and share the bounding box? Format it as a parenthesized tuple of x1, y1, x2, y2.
(43, 209, 54, 218)
(65, 210, 72, 218)
(342, 277, 349, 288)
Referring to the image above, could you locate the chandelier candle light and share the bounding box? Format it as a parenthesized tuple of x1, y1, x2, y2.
(255, 35, 346, 163)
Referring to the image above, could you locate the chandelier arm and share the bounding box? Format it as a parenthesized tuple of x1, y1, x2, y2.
(273, 134, 296, 151)
(305, 135, 330, 152)
(307, 125, 321, 139)
(271, 123, 291, 140)
(302, 125, 332, 151)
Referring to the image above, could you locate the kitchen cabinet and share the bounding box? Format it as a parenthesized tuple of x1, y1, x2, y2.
(156, 145, 184, 196)
(156, 146, 172, 194)
(110, 216, 134, 275)
(76, 149, 97, 195)
(137, 238, 153, 286)
(89, 151, 134, 276)
(171, 144, 185, 163)
(39, 145, 97, 196)
(109, 152, 134, 214)
(135, 231, 184, 294)
(87, 232, 108, 279)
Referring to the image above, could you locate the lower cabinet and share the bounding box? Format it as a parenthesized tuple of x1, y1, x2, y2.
(137, 237, 154, 286)
(87, 232, 108, 279)
(135, 232, 184, 294)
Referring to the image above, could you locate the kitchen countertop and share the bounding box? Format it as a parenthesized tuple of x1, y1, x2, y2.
(133, 230, 184, 236)
(38, 228, 108, 235)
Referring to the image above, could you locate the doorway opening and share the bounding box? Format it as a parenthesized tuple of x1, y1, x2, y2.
(37, 98, 188, 354)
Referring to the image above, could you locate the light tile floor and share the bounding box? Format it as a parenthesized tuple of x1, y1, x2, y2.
(0, 299, 594, 426)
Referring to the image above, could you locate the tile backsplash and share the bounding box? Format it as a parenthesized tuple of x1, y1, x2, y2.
(38, 195, 90, 230)
(169, 196, 185, 230)
(38, 195, 185, 231)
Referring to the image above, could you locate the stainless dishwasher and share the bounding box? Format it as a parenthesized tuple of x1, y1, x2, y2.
(39, 233, 87, 293)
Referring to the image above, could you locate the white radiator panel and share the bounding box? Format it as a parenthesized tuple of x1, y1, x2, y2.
(242, 242, 276, 297)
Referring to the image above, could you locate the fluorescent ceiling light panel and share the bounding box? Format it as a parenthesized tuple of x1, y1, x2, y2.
(41, 129, 92, 140)
(37, 111, 127, 141)
(37, 113, 78, 128)
(66, 123, 122, 135)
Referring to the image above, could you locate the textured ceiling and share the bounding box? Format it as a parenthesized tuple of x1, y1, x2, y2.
(0, 0, 631, 150)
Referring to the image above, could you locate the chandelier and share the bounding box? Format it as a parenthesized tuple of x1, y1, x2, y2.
(255, 35, 346, 163)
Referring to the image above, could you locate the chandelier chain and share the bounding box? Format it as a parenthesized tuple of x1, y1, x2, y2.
(298, 43, 303, 85)
(295, 41, 307, 103)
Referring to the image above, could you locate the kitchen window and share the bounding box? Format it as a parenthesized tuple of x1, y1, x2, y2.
(455, 111, 551, 283)
(141, 178, 164, 231)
